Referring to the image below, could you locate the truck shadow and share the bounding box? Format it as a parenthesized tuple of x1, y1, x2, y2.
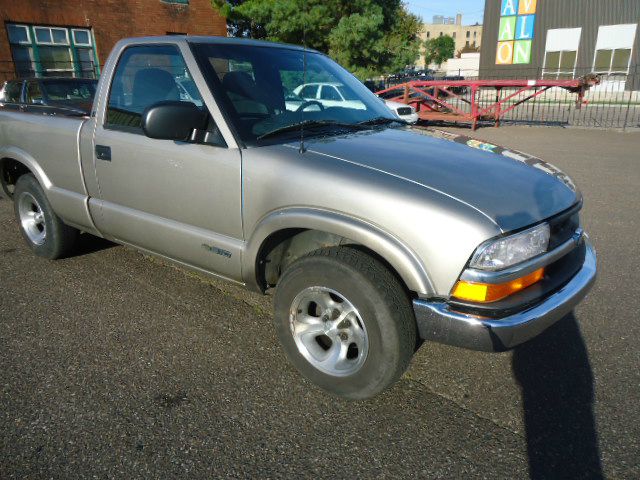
(512, 313, 603, 479)
(72, 233, 117, 258)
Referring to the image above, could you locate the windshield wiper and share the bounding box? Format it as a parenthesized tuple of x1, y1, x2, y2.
(257, 120, 366, 141)
(358, 116, 406, 126)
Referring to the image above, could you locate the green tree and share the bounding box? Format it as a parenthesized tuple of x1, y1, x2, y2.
(210, 0, 422, 78)
(210, 0, 266, 37)
(423, 35, 455, 67)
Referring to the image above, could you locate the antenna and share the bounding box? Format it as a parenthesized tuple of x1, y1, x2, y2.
(299, 0, 307, 154)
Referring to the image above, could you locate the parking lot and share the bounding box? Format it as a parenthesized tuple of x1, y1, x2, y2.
(1, 125, 639, 478)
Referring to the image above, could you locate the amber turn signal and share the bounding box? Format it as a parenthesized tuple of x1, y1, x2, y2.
(451, 268, 545, 303)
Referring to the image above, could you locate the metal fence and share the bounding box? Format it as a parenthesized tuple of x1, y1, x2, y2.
(382, 66, 640, 130)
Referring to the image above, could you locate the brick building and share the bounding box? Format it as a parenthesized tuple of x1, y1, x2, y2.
(417, 14, 483, 67)
(0, 0, 227, 82)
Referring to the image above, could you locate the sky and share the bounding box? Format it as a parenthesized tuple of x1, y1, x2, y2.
(404, 0, 486, 25)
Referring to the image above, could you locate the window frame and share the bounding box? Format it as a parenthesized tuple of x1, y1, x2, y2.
(0, 80, 24, 103)
(103, 43, 219, 144)
(37, 45, 75, 75)
(6, 23, 99, 79)
(34, 26, 70, 46)
(299, 84, 319, 99)
(7, 24, 31, 44)
(25, 81, 44, 104)
(320, 85, 343, 101)
(592, 47, 633, 75)
(542, 49, 579, 79)
(591, 24, 636, 76)
(72, 29, 92, 47)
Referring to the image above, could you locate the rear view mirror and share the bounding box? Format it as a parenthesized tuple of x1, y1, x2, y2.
(141, 101, 206, 141)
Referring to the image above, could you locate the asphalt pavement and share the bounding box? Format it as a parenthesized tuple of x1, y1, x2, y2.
(1, 126, 639, 478)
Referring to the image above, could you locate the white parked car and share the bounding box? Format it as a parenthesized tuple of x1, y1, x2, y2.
(384, 100, 419, 124)
(293, 82, 418, 124)
(293, 82, 365, 110)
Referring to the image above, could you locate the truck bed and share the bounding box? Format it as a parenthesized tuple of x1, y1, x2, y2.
(0, 109, 95, 232)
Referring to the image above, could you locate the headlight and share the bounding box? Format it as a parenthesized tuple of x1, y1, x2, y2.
(469, 223, 550, 271)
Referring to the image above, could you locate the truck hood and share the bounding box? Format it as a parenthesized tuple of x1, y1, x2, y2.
(299, 127, 579, 232)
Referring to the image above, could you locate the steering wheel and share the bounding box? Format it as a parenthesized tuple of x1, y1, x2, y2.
(296, 100, 325, 112)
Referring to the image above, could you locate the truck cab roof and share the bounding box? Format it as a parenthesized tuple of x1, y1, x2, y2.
(115, 35, 321, 54)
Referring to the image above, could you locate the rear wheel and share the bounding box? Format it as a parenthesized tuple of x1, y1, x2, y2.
(274, 246, 416, 399)
(13, 174, 78, 259)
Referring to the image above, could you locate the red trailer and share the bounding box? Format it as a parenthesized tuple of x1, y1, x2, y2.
(377, 75, 600, 130)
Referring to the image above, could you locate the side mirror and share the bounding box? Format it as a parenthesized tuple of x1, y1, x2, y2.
(141, 101, 206, 141)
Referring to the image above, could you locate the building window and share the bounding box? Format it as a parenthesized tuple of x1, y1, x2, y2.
(439, 32, 443, 37)
(543, 28, 581, 79)
(593, 24, 637, 76)
(466, 31, 470, 38)
(465, 41, 469, 47)
(72, 29, 91, 46)
(426, 31, 430, 38)
(452, 32, 456, 38)
(593, 49, 632, 75)
(474, 31, 477, 37)
(544, 51, 578, 79)
(6, 24, 35, 77)
(5, 23, 99, 79)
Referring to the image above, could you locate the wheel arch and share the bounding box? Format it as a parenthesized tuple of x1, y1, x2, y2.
(243, 208, 434, 296)
(0, 147, 52, 196)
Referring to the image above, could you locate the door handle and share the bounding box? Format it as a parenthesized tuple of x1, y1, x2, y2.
(95, 145, 111, 161)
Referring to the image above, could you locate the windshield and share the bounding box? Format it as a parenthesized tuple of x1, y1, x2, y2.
(191, 43, 396, 145)
(41, 80, 97, 101)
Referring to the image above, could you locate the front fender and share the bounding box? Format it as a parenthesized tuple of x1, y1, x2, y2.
(243, 207, 435, 295)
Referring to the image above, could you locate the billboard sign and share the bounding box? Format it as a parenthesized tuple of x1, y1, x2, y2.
(496, 0, 537, 64)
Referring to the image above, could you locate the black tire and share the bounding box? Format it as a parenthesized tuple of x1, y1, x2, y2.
(273, 246, 416, 399)
(13, 174, 78, 259)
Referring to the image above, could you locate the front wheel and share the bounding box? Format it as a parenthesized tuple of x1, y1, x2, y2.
(273, 246, 416, 399)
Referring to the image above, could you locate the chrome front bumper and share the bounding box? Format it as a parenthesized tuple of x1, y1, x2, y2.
(413, 239, 597, 352)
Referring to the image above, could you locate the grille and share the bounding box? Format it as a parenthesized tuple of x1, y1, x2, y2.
(397, 107, 412, 116)
(548, 205, 581, 250)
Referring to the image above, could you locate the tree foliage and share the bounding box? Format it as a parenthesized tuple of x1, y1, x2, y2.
(210, 0, 422, 78)
(456, 43, 481, 58)
(423, 35, 455, 67)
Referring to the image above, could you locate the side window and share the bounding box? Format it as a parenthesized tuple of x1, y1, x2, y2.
(320, 86, 342, 101)
(106, 44, 205, 131)
(0, 81, 22, 103)
(299, 85, 318, 99)
(26, 82, 44, 104)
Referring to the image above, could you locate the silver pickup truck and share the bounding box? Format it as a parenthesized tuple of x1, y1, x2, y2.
(0, 36, 596, 399)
